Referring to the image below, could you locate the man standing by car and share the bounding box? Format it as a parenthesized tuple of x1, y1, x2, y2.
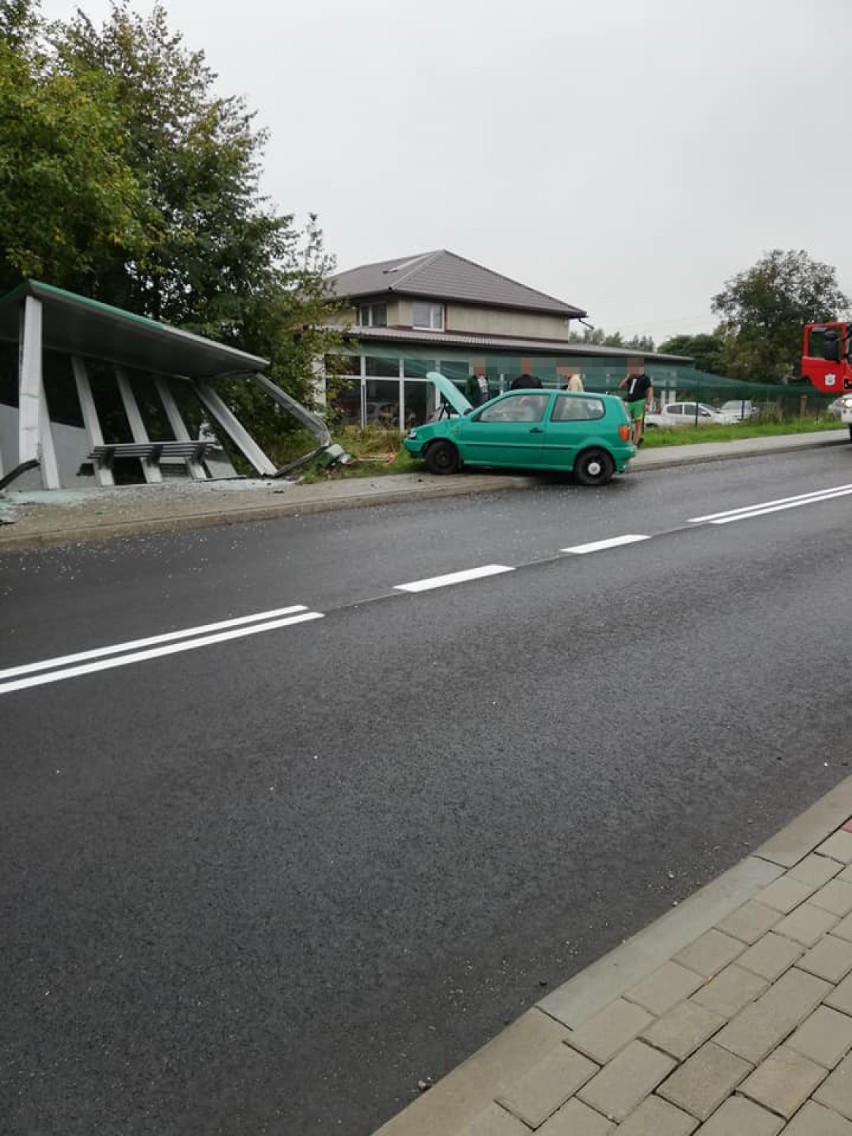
(619, 368, 653, 445)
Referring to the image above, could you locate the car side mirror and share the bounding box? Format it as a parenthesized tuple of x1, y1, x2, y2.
(701, 410, 711, 417)
(823, 333, 841, 362)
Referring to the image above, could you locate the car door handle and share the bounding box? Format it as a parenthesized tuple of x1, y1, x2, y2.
(529, 426, 544, 433)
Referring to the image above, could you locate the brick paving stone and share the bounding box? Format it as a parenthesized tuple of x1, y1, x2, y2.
(673, 930, 745, 979)
(832, 911, 852, 944)
(713, 968, 830, 1064)
(577, 1041, 675, 1123)
(641, 1001, 726, 1061)
(566, 998, 654, 1064)
(812, 881, 852, 918)
(537, 1097, 615, 1135)
(739, 1044, 828, 1118)
(715, 901, 781, 945)
(756, 875, 818, 913)
(827, 973, 852, 1015)
(496, 1045, 598, 1128)
(799, 936, 852, 983)
(690, 965, 768, 1018)
(783, 1100, 852, 1135)
(458, 1102, 531, 1136)
(816, 1054, 852, 1120)
(613, 1095, 698, 1135)
(789, 854, 844, 888)
(626, 963, 704, 1016)
(694, 1096, 783, 1135)
(819, 831, 852, 864)
(735, 932, 803, 981)
(657, 1042, 751, 1121)
(774, 903, 840, 947)
(839, 864, 852, 884)
(787, 1006, 852, 1069)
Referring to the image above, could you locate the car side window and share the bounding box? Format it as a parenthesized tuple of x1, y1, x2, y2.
(552, 395, 604, 422)
(666, 404, 682, 415)
(478, 394, 549, 423)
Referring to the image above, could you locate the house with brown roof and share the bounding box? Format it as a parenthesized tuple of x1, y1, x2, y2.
(325, 250, 692, 428)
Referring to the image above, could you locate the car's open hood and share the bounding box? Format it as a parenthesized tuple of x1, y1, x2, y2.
(426, 371, 473, 416)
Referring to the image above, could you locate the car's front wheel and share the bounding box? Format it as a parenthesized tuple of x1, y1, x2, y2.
(425, 439, 461, 475)
(574, 447, 615, 487)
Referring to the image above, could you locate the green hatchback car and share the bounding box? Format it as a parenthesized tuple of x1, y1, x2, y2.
(404, 373, 636, 486)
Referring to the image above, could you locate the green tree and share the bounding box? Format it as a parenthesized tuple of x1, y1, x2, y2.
(712, 249, 849, 382)
(657, 333, 727, 373)
(568, 326, 655, 352)
(0, 0, 148, 293)
(0, 0, 341, 426)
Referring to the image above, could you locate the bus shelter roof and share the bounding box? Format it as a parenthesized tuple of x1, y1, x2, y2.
(0, 280, 268, 381)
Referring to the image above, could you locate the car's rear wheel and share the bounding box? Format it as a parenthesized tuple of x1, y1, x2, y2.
(425, 439, 461, 475)
(574, 447, 615, 487)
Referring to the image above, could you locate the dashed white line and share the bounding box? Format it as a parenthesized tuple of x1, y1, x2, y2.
(689, 483, 852, 525)
(0, 610, 323, 696)
(394, 564, 514, 592)
(561, 534, 650, 554)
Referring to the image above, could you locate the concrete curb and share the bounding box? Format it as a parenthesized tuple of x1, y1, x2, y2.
(0, 475, 537, 552)
(373, 772, 852, 1135)
(0, 430, 847, 554)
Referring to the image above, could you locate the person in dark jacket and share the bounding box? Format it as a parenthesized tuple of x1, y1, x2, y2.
(510, 372, 542, 390)
(619, 368, 654, 445)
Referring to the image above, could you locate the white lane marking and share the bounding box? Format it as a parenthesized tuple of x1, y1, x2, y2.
(0, 605, 310, 681)
(709, 487, 852, 524)
(561, 534, 650, 554)
(0, 611, 323, 696)
(689, 483, 852, 524)
(394, 564, 514, 592)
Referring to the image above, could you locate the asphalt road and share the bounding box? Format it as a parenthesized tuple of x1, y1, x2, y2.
(2, 447, 852, 1135)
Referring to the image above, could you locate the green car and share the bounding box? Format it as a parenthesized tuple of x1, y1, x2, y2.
(404, 373, 636, 486)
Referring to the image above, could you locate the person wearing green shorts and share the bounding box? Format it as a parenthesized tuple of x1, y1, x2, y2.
(619, 370, 654, 445)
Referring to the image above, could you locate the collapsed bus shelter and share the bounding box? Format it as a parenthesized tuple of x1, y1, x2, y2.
(0, 280, 329, 491)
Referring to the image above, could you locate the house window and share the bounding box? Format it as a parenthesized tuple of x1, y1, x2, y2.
(358, 303, 387, 328)
(412, 301, 444, 331)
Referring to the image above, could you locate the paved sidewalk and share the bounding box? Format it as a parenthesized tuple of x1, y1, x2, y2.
(374, 775, 852, 1135)
(0, 429, 847, 553)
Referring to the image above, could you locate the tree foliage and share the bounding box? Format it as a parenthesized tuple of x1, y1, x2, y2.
(0, 0, 148, 291)
(568, 326, 655, 352)
(657, 333, 726, 374)
(712, 250, 849, 382)
(0, 0, 341, 412)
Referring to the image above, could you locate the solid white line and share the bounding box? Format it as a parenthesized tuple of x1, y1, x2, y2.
(0, 611, 324, 696)
(688, 483, 852, 523)
(0, 605, 310, 681)
(394, 564, 514, 592)
(709, 486, 852, 524)
(561, 534, 650, 555)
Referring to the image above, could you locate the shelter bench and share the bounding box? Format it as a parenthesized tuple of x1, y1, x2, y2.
(88, 441, 218, 470)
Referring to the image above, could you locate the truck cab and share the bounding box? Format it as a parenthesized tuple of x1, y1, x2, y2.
(802, 323, 852, 393)
(802, 323, 852, 438)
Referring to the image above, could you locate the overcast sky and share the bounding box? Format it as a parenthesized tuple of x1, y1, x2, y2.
(42, 0, 852, 343)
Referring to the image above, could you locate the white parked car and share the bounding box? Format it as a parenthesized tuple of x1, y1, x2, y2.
(720, 399, 757, 421)
(827, 393, 852, 439)
(644, 402, 737, 428)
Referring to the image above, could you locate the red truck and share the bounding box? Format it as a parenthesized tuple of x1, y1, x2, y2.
(801, 322, 852, 439)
